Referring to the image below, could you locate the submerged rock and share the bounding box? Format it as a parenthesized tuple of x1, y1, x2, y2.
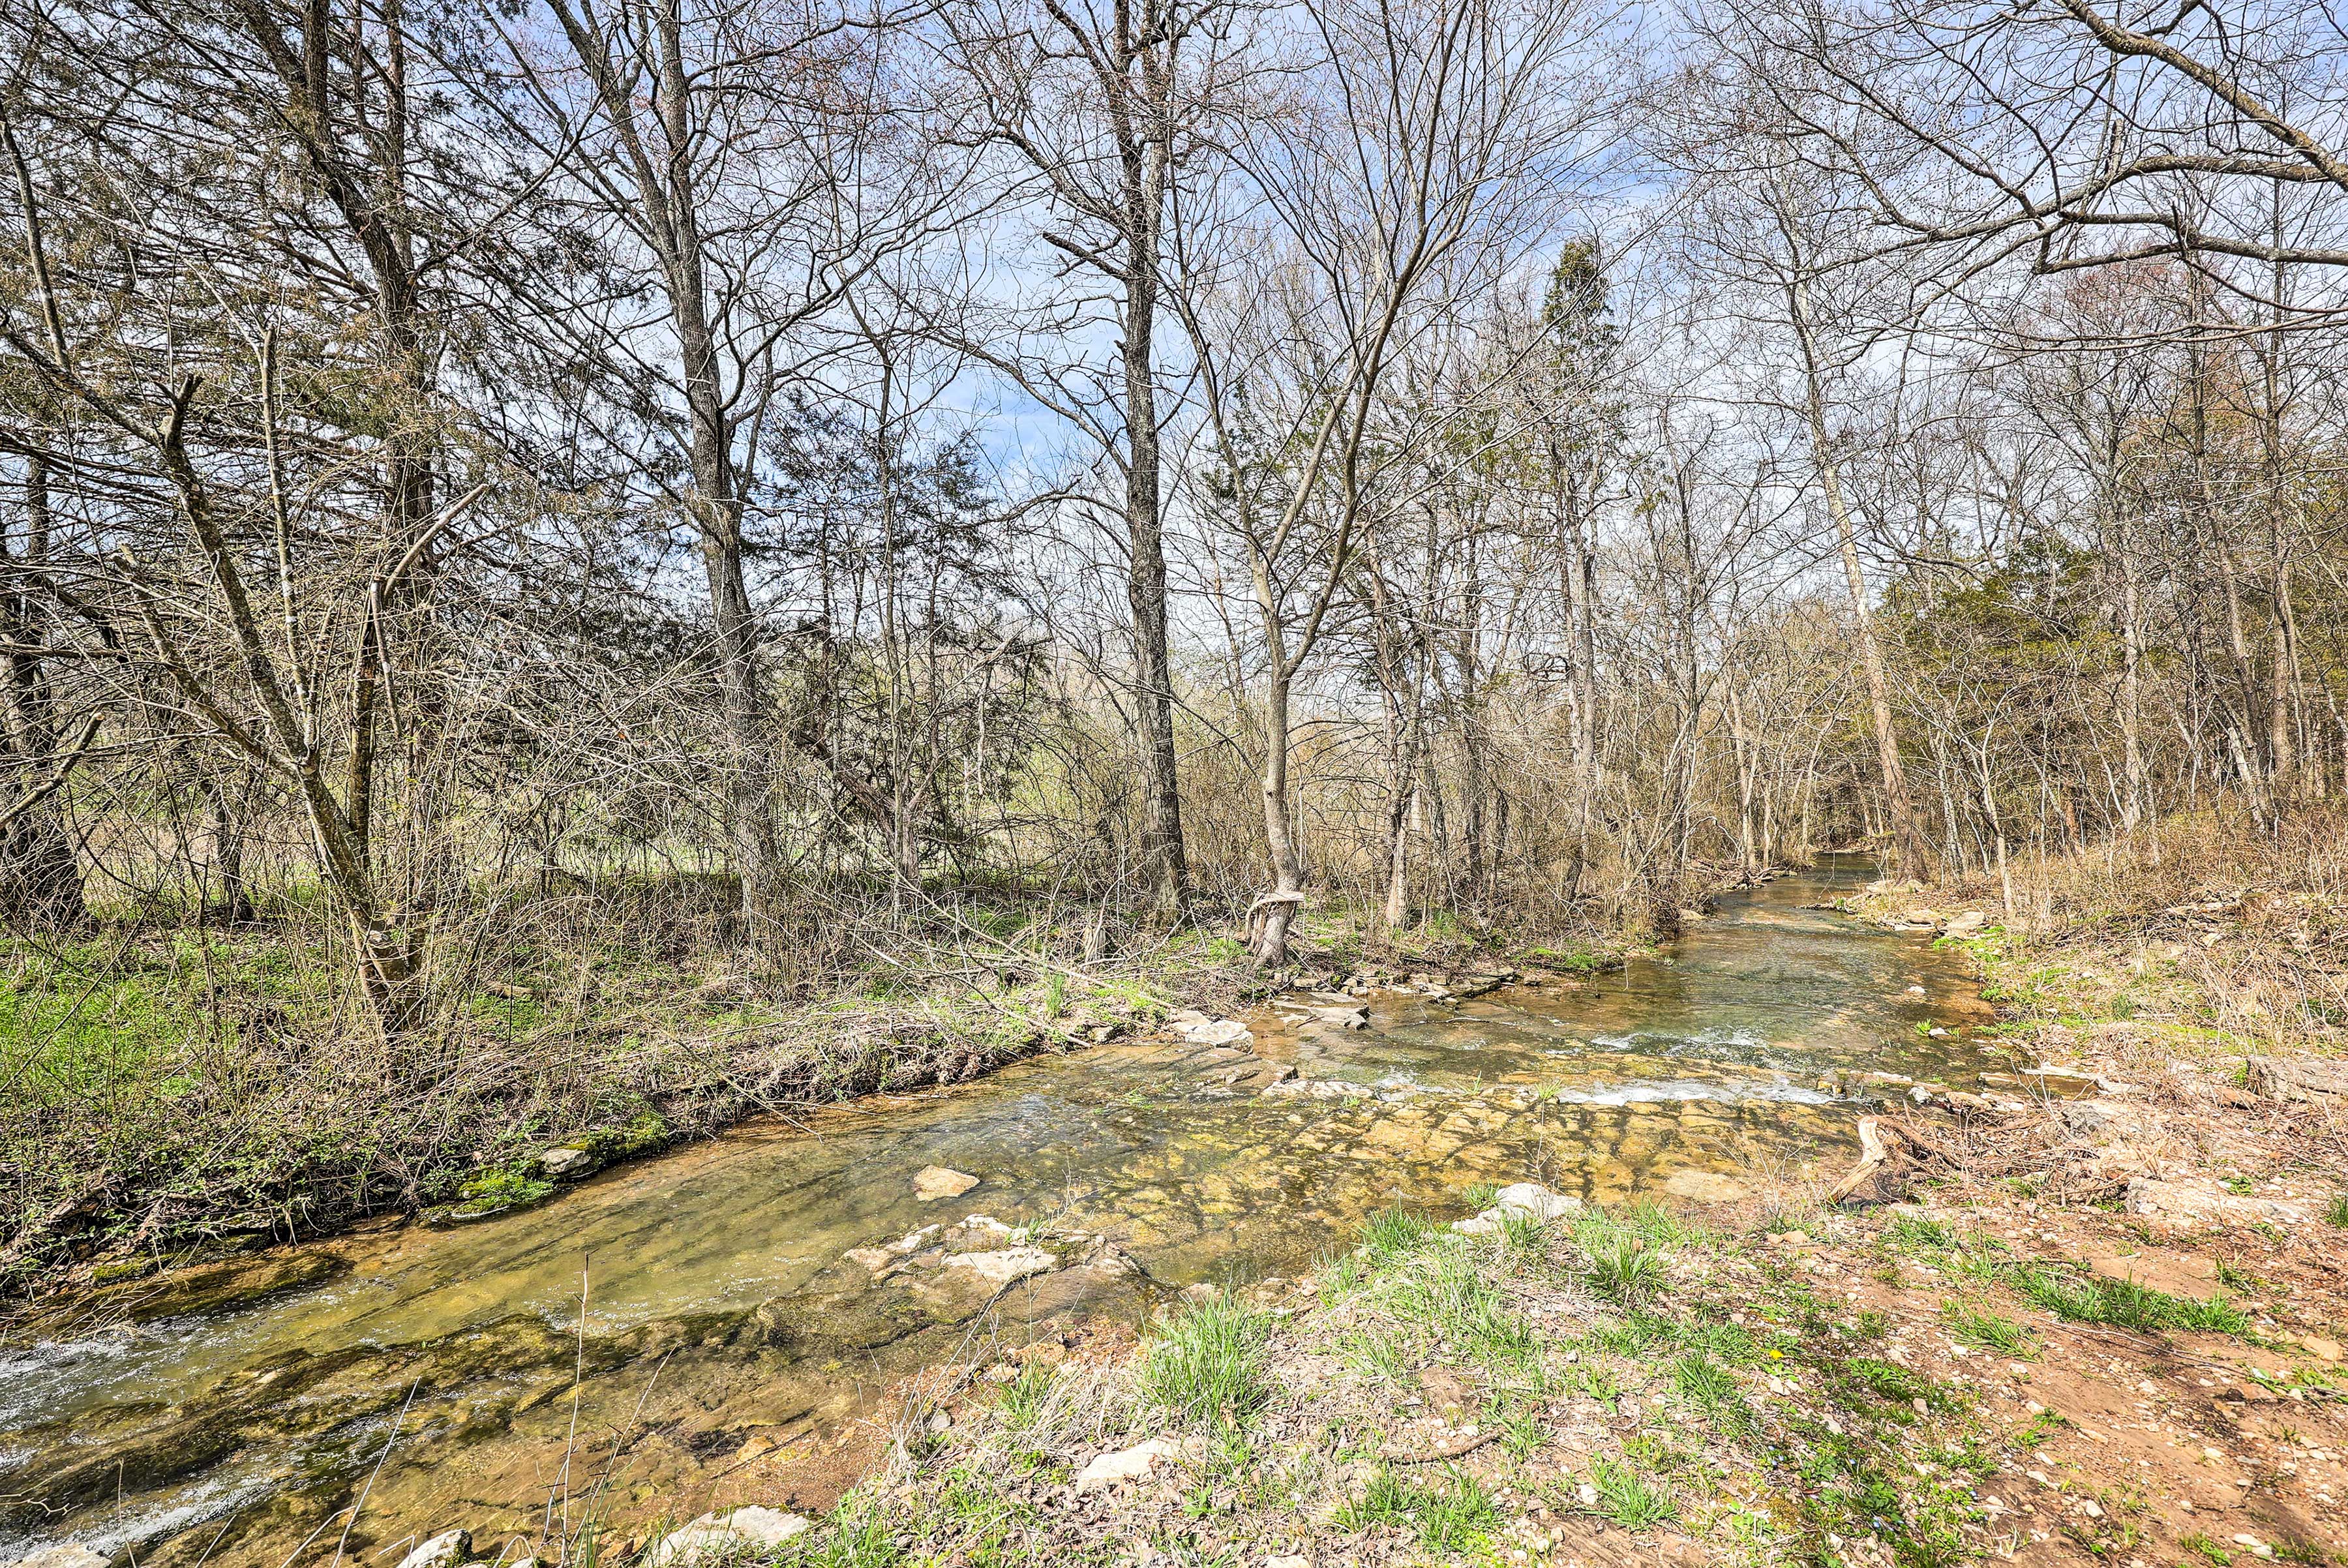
(1259, 1077, 1372, 1101)
(913, 1166, 980, 1201)
(1311, 1005, 1371, 1028)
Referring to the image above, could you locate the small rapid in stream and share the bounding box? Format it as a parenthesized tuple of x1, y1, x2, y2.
(0, 858, 1993, 1567)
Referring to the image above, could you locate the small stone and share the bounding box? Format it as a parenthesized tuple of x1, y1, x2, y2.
(720, 1509, 811, 1550)
(540, 1147, 596, 1179)
(941, 1246, 1056, 1286)
(1576, 1483, 1600, 1509)
(1266, 1556, 1309, 1568)
(644, 1509, 809, 1567)
(2302, 1335, 2343, 1362)
(1076, 1438, 1175, 1492)
(1492, 1183, 1582, 1222)
(19, 1548, 109, 1568)
(913, 1166, 980, 1201)
(396, 1533, 472, 1568)
(1182, 1019, 1255, 1048)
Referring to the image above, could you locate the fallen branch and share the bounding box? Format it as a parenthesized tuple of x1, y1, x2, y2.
(0, 712, 103, 839)
(1826, 1117, 1895, 1205)
(1381, 1428, 1501, 1464)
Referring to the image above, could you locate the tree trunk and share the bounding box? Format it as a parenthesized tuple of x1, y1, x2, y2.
(0, 456, 85, 929)
(1788, 277, 1929, 877)
(654, 0, 776, 927)
(1252, 670, 1304, 966)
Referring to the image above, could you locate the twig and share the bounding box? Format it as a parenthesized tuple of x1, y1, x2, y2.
(321, 1378, 419, 1568)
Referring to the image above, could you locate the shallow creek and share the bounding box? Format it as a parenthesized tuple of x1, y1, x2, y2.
(0, 859, 1992, 1566)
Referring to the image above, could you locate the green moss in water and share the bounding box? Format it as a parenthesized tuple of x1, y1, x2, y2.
(424, 1169, 556, 1227)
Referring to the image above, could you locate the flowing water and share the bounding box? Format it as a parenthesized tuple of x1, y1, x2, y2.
(0, 859, 1991, 1566)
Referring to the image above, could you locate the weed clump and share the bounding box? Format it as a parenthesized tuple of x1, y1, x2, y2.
(1140, 1292, 1272, 1429)
(1584, 1455, 1674, 1528)
(1338, 1466, 1501, 1551)
(2008, 1262, 2251, 1336)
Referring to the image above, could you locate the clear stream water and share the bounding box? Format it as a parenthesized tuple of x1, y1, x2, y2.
(0, 858, 1991, 1567)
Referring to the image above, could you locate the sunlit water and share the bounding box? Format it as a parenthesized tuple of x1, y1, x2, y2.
(0, 858, 1989, 1565)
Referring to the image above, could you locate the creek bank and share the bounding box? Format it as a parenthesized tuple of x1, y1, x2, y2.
(723, 1158, 2347, 1568)
(627, 864, 2348, 1568)
(8, 930, 1613, 1312)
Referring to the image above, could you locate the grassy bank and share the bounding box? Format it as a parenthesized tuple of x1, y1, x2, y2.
(1880, 805, 2348, 1072)
(745, 1181, 2345, 1568)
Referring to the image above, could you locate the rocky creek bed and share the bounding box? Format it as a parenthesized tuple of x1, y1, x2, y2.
(2, 860, 2023, 1568)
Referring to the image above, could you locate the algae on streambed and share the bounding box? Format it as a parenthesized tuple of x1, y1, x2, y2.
(0, 862, 1994, 1568)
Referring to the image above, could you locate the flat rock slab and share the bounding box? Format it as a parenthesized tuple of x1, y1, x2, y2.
(1662, 1169, 1747, 1203)
(913, 1166, 981, 1201)
(2245, 1055, 2348, 1102)
(2085, 1250, 2219, 1298)
(942, 1246, 1057, 1286)
(2123, 1177, 2311, 1228)
(20, 1549, 110, 1568)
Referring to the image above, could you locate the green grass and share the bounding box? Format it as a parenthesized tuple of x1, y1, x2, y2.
(2326, 1192, 2348, 1228)
(1337, 1466, 1499, 1551)
(1839, 1355, 1946, 1414)
(1942, 1303, 2038, 1357)
(0, 938, 254, 1106)
(1139, 1292, 1272, 1429)
(1385, 1248, 1537, 1368)
(994, 1361, 1055, 1430)
(1671, 1349, 1751, 1432)
(1584, 1455, 1674, 1528)
(1578, 1234, 1664, 1305)
(1338, 1325, 1413, 1383)
(1360, 1205, 1439, 1265)
(2008, 1263, 2251, 1335)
